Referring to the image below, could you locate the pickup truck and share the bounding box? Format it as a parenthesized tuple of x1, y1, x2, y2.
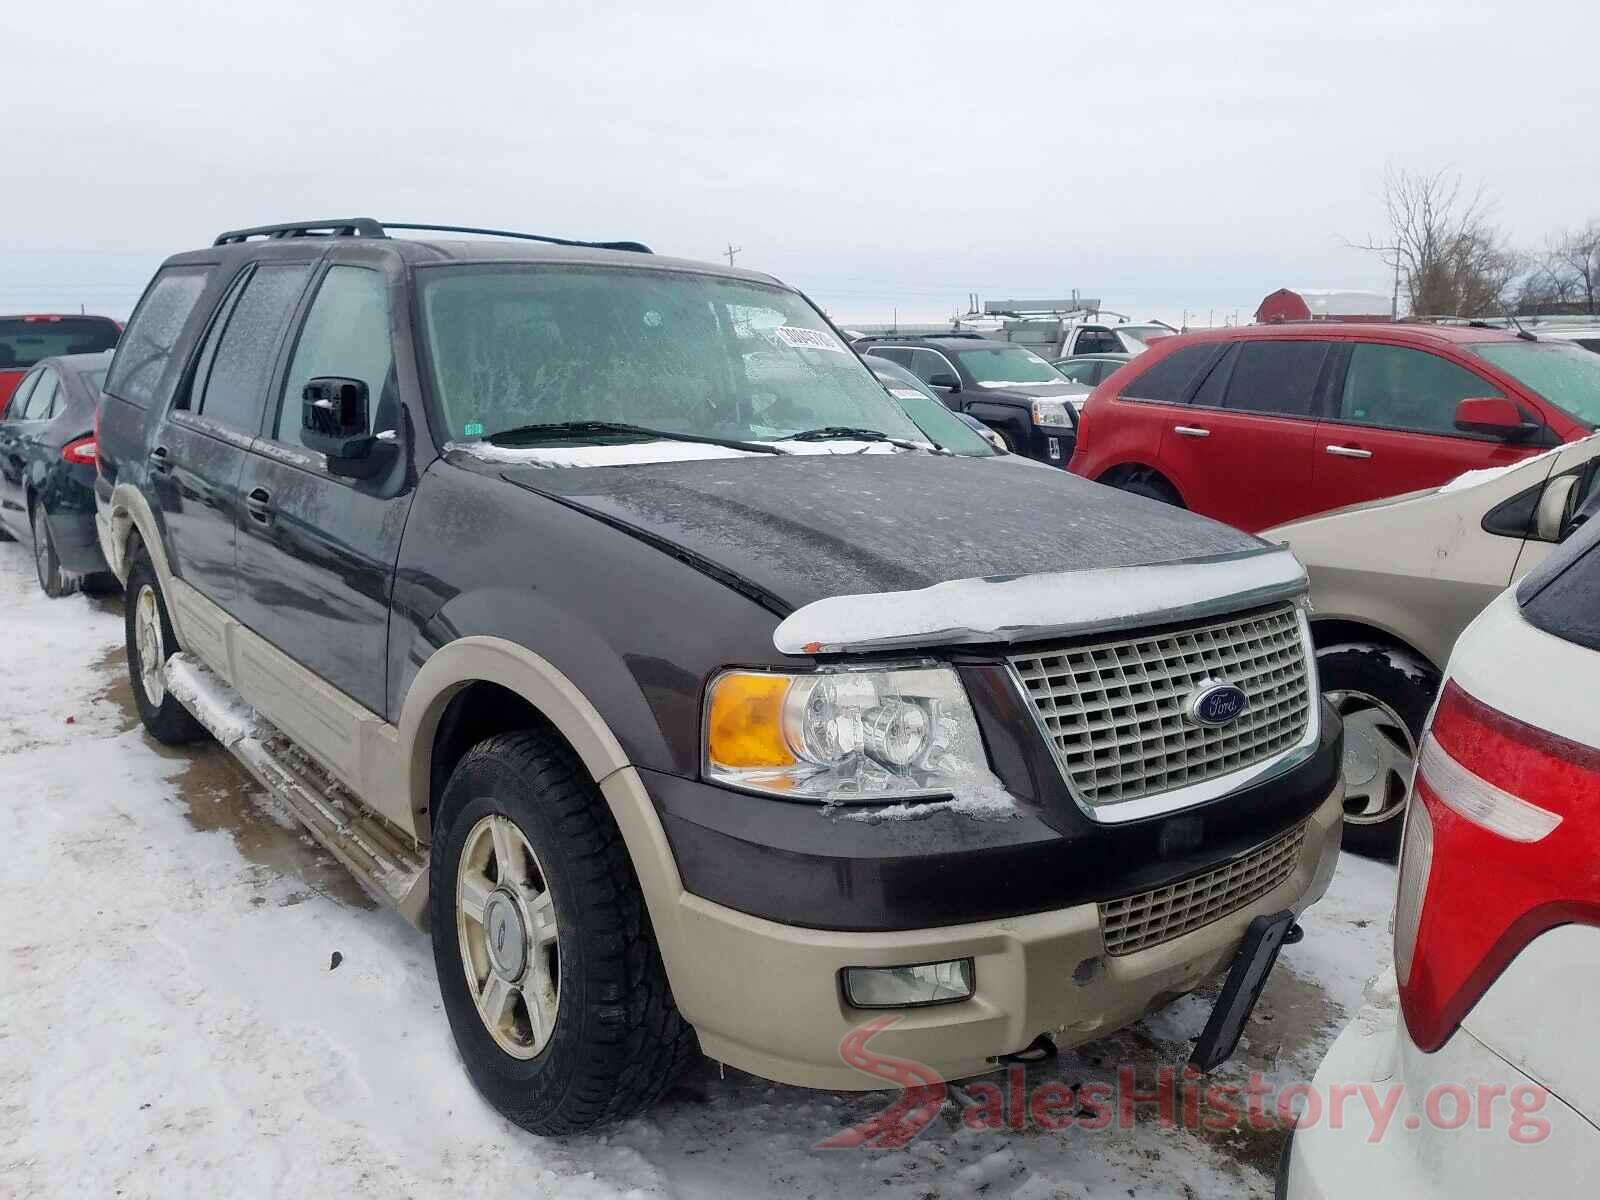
(95, 218, 1344, 1135)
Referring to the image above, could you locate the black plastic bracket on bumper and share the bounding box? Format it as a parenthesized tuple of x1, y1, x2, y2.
(1190, 909, 1296, 1072)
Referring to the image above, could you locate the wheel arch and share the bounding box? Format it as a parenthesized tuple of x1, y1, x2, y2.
(1096, 462, 1187, 505)
(1308, 616, 1440, 676)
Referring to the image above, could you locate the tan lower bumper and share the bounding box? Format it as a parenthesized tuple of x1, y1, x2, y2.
(665, 783, 1344, 1091)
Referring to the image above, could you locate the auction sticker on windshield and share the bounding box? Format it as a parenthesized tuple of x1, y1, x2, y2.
(773, 326, 846, 352)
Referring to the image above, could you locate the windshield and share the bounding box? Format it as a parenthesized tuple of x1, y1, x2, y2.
(887, 391, 998, 457)
(419, 265, 926, 445)
(0, 317, 119, 371)
(1474, 341, 1600, 427)
(956, 346, 1065, 386)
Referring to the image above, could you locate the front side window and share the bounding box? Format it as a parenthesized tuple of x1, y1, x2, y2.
(1341, 343, 1499, 434)
(908, 348, 958, 385)
(194, 263, 312, 435)
(0, 316, 119, 372)
(22, 368, 60, 420)
(955, 346, 1063, 386)
(420, 266, 924, 445)
(277, 267, 395, 447)
(1473, 341, 1600, 427)
(1123, 343, 1218, 404)
(1224, 340, 1329, 416)
(105, 267, 210, 407)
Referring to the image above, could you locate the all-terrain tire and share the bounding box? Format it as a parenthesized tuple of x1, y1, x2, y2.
(31, 503, 79, 598)
(125, 551, 206, 745)
(430, 730, 695, 1135)
(1318, 643, 1440, 860)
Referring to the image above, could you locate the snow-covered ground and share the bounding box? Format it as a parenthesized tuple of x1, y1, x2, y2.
(0, 539, 1396, 1198)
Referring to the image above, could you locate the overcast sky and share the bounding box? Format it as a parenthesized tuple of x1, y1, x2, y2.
(5, 0, 1597, 325)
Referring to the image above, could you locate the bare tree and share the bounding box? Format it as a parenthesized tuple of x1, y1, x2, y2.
(1550, 221, 1600, 314)
(1351, 166, 1522, 317)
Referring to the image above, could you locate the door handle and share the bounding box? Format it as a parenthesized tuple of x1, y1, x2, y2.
(1324, 444, 1373, 459)
(1173, 425, 1210, 438)
(244, 487, 274, 523)
(148, 445, 173, 474)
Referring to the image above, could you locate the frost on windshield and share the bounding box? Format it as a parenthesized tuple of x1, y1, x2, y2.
(419, 267, 925, 445)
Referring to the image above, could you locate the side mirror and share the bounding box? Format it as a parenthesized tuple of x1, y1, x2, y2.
(927, 372, 960, 392)
(301, 376, 396, 480)
(1535, 473, 1580, 541)
(1454, 396, 1539, 441)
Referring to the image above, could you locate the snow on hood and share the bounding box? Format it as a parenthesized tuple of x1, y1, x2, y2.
(502, 452, 1269, 613)
(445, 438, 906, 469)
(772, 546, 1307, 654)
(1437, 441, 1572, 495)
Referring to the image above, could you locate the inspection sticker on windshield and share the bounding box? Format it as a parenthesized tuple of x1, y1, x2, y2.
(773, 325, 845, 352)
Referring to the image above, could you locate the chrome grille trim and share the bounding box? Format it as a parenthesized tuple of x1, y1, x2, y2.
(1009, 604, 1314, 817)
(1099, 822, 1307, 956)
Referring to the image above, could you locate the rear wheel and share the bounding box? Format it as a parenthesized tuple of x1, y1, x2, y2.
(430, 730, 694, 1134)
(125, 552, 206, 745)
(1318, 643, 1439, 859)
(31, 504, 78, 599)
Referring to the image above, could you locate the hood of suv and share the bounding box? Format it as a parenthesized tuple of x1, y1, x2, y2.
(503, 452, 1264, 612)
(973, 381, 1087, 403)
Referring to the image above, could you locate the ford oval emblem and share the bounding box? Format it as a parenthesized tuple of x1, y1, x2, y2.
(1186, 680, 1249, 727)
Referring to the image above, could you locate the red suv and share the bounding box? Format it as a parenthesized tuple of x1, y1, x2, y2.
(0, 315, 121, 415)
(1069, 323, 1600, 531)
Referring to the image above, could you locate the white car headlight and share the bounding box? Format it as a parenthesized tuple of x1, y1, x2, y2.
(704, 664, 990, 801)
(1030, 398, 1072, 427)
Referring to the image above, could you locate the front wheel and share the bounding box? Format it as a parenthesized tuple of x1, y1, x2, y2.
(125, 552, 206, 745)
(430, 731, 694, 1135)
(1318, 644, 1440, 859)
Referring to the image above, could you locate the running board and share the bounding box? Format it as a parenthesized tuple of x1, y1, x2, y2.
(164, 653, 428, 923)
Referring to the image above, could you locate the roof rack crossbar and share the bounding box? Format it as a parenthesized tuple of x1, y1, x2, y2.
(213, 218, 387, 245)
(212, 219, 651, 254)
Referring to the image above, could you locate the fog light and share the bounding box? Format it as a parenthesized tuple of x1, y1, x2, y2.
(842, 959, 975, 1009)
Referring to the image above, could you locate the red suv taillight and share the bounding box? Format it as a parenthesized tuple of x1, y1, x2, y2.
(62, 435, 97, 466)
(1395, 681, 1600, 1050)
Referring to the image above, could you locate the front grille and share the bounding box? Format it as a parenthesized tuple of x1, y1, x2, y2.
(1099, 822, 1307, 956)
(1010, 604, 1311, 808)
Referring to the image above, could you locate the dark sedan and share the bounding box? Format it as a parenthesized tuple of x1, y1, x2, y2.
(0, 352, 114, 596)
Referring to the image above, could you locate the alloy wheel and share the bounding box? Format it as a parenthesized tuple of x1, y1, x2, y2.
(134, 584, 167, 707)
(1327, 689, 1417, 826)
(456, 814, 560, 1059)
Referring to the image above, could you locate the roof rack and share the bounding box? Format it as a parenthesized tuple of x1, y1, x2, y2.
(212, 218, 651, 254)
(850, 330, 992, 344)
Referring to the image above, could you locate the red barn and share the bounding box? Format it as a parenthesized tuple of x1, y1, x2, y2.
(1256, 288, 1392, 324)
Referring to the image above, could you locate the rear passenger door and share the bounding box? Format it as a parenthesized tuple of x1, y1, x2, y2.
(153, 260, 314, 608)
(0, 368, 50, 531)
(1158, 338, 1331, 531)
(233, 259, 416, 719)
(1313, 341, 1536, 512)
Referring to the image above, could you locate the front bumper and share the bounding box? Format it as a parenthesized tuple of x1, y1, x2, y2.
(659, 781, 1343, 1091)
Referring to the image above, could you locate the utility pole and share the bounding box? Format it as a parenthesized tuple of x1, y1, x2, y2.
(724, 243, 742, 267)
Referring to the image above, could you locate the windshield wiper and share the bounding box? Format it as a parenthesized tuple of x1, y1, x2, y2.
(485, 420, 787, 456)
(784, 426, 947, 454)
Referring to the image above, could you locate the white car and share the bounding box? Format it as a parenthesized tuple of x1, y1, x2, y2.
(1284, 505, 1600, 1196)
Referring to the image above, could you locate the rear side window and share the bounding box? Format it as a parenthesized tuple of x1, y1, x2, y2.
(1517, 516, 1600, 651)
(192, 263, 312, 435)
(1339, 343, 1499, 434)
(1122, 344, 1218, 404)
(21, 369, 61, 420)
(1222, 340, 1329, 416)
(105, 267, 210, 407)
(0, 316, 119, 371)
(5, 370, 41, 420)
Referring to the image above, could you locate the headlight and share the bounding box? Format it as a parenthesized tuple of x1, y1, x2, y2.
(1030, 398, 1072, 427)
(704, 665, 990, 801)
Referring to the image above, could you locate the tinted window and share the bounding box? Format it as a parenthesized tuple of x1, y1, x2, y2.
(0, 317, 119, 371)
(1341, 343, 1498, 434)
(1223, 340, 1328, 416)
(1075, 329, 1123, 355)
(22, 369, 60, 420)
(1517, 513, 1600, 651)
(276, 267, 394, 447)
(194, 263, 310, 435)
(1123, 344, 1218, 404)
(910, 348, 959, 384)
(105, 267, 210, 407)
(1190, 345, 1237, 408)
(865, 346, 912, 368)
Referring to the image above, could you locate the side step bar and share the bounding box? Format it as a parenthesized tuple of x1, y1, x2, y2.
(164, 653, 428, 923)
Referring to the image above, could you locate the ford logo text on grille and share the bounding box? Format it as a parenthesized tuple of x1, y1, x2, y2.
(1185, 680, 1249, 727)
